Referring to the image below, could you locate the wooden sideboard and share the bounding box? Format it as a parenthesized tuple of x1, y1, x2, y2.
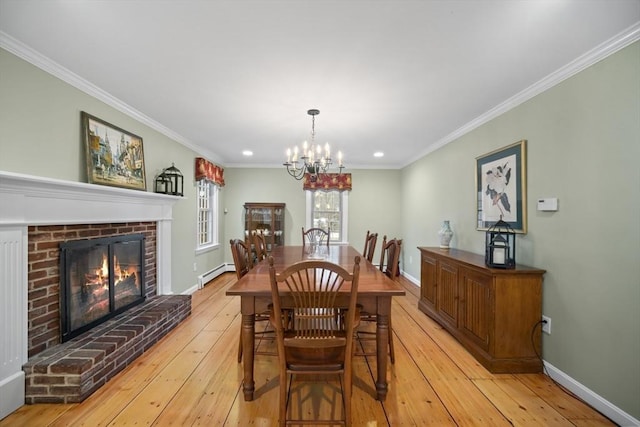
(418, 247, 545, 373)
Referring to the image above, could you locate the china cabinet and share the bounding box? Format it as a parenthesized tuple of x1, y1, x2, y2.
(243, 203, 285, 252)
(418, 247, 545, 373)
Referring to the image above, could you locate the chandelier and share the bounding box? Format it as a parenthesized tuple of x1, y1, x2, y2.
(283, 109, 344, 181)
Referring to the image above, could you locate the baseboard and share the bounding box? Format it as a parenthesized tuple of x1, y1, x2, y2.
(402, 270, 420, 287)
(544, 361, 639, 427)
(183, 283, 200, 295)
(0, 371, 25, 420)
(197, 263, 234, 289)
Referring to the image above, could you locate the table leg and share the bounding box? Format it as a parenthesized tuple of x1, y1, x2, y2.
(375, 311, 390, 401)
(241, 311, 255, 401)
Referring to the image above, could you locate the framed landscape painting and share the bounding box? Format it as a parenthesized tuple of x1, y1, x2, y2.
(82, 111, 147, 191)
(476, 140, 527, 233)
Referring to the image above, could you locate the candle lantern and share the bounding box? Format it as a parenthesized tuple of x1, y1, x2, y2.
(154, 163, 183, 196)
(154, 171, 169, 194)
(485, 217, 516, 269)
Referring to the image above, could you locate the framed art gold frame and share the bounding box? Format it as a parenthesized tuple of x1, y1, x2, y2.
(82, 111, 147, 191)
(476, 140, 527, 233)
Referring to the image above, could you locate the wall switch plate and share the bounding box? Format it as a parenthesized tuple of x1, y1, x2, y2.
(537, 198, 558, 211)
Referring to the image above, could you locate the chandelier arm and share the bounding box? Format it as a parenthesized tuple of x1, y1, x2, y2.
(285, 163, 306, 180)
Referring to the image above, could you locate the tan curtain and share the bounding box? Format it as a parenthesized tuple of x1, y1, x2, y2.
(303, 173, 352, 191)
(195, 157, 225, 186)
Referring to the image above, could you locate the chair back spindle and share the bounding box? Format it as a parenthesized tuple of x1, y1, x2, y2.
(363, 230, 378, 262)
(253, 232, 268, 262)
(230, 239, 253, 280)
(379, 236, 402, 279)
(301, 227, 330, 247)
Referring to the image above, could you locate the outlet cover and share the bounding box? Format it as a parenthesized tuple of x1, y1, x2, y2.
(542, 315, 551, 334)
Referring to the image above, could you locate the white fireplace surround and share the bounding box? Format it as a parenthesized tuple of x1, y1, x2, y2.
(0, 170, 180, 419)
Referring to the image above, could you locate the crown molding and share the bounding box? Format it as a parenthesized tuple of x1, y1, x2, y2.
(405, 22, 640, 168)
(2, 22, 637, 172)
(0, 31, 224, 166)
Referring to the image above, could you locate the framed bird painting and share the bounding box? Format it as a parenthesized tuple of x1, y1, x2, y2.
(476, 140, 527, 233)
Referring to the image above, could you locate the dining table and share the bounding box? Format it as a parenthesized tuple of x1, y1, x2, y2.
(226, 244, 406, 402)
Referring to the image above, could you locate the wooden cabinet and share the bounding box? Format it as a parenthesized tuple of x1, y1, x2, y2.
(244, 203, 285, 252)
(418, 247, 545, 373)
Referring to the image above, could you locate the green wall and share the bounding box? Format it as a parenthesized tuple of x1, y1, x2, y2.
(1, 40, 638, 419)
(223, 168, 402, 262)
(0, 48, 226, 294)
(401, 42, 640, 419)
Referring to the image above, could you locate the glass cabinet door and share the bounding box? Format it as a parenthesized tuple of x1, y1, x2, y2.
(244, 203, 285, 253)
(273, 206, 284, 247)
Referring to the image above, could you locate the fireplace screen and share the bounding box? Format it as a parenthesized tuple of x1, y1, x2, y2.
(60, 234, 145, 342)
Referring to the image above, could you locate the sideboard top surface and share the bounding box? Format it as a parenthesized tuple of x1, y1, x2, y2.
(418, 247, 546, 275)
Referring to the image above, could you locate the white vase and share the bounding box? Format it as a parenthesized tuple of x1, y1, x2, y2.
(438, 220, 453, 248)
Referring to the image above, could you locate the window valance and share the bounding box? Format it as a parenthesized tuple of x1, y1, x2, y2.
(195, 157, 225, 186)
(303, 173, 352, 191)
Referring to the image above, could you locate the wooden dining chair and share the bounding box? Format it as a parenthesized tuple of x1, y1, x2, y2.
(230, 238, 253, 279)
(356, 235, 401, 364)
(268, 256, 361, 427)
(230, 238, 274, 362)
(301, 227, 330, 247)
(362, 230, 378, 262)
(252, 231, 268, 262)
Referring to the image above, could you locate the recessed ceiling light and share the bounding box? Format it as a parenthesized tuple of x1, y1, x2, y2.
(242, 150, 253, 156)
(374, 151, 384, 158)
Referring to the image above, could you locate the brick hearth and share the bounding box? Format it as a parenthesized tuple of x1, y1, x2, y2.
(23, 294, 191, 403)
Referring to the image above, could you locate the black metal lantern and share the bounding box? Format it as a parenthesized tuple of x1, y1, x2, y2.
(485, 217, 516, 269)
(154, 171, 170, 194)
(154, 163, 183, 196)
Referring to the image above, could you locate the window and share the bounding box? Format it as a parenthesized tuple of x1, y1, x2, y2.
(306, 190, 348, 243)
(197, 180, 219, 251)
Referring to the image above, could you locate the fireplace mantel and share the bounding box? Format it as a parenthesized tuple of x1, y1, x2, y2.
(0, 171, 180, 225)
(0, 170, 180, 419)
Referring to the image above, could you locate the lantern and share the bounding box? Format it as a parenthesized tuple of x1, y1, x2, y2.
(154, 171, 170, 194)
(154, 163, 183, 196)
(485, 218, 516, 268)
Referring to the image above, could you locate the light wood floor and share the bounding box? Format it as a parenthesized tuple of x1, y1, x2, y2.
(1, 273, 614, 426)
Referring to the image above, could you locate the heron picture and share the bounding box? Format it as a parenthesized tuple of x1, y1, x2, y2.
(476, 140, 527, 233)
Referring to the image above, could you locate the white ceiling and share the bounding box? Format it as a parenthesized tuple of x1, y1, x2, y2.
(1, 0, 638, 169)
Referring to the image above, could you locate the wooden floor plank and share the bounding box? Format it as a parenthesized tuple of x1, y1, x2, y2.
(0, 273, 616, 427)
(515, 373, 614, 424)
(381, 337, 456, 425)
(394, 288, 493, 380)
(428, 379, 511, 426)
(392, 303, 467, 381)
(0, 404, 72, 427)
(473, 377, 576, 426)
(154, 319, 242, 425)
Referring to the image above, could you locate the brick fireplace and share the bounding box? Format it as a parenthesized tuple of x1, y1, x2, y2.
(0, 171, 181, 418)
(28, 223, 157, 356)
